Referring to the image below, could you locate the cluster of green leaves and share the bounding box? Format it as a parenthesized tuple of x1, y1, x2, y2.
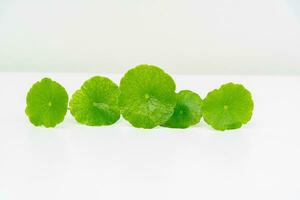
(25, 64, 254, 130)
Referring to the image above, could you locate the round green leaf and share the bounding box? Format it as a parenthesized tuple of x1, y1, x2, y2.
(201, 82, 254, 131)
(69, 76, 120, 126)
(162, 90, 202, 128)
(119, 64, 176, 128)
(25, 78, 68, 128)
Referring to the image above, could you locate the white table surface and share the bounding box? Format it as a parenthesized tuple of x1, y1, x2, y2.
(0, 73, 300, 200)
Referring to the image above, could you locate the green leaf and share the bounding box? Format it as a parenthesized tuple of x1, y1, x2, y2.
(162, 90, 202, 128)
(119, 64, 176, 128)
(201, 82, 254, 131)
(25, 78, 68, 128)
(69, 76, 120, 126)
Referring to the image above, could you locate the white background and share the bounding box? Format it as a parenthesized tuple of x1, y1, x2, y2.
(1, 73, 300, 199)
(1, 0, 300, 199)
(0, 0, 300, 74)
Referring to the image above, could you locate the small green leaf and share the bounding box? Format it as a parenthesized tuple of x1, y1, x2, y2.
(162, 90, 202, 128)
(69, 76, 120, 126)
(119, 64, 176, 128)
(25, 78, 68, 128)
(201, 82, 254, 131)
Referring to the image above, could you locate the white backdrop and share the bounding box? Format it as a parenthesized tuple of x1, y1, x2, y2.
(0, 0, 300, 74)
(1, 2, 300, 199)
